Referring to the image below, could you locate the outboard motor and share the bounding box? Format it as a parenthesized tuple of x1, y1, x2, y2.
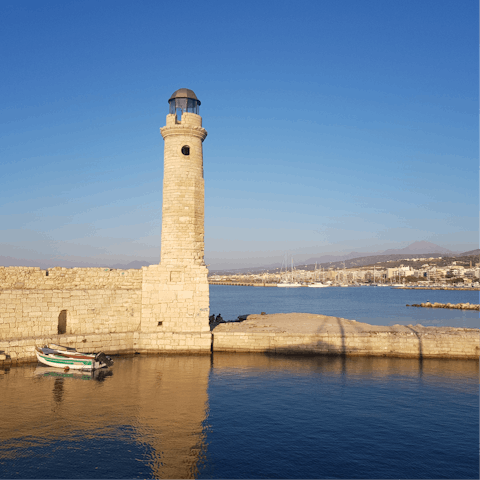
(95, 352, 114, 367)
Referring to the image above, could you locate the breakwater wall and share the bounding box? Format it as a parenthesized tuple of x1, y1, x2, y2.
(1, 325, 477, 364)
(0, 267, 143, 341)
(407, 302, 479, 311)
(0, 331, 211, 364)
(212, 314, 479, 360)
(1, 304, 478, 364)
(212, 331, 479, 359)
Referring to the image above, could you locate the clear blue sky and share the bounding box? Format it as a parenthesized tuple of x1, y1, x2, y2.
(1, 0, 478, 269)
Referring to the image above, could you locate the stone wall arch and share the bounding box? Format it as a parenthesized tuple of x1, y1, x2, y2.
(58, 310, 67, 335)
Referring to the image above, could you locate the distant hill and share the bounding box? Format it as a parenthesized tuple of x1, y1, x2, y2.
(302, 241, 457, 266)
(307, 252, 453, 271)
(210, 242, 470, 274)
(459, 249, 480, 256)
(210, 242, 459, 274)
(380, 241, 456, 255)
(211, 250, 476, 275)
(108, 260, 154, 269)
(0, 256, 156, 269)
(0, 256, 102, 269)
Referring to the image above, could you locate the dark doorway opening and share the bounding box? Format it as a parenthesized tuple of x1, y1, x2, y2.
(58, 310, 67, 334)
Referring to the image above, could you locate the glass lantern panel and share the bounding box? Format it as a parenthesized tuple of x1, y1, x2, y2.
(186, 98, 199, 114)
(168, 97, 199, 118)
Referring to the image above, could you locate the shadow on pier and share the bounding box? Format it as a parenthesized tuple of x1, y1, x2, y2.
(406, 325, 424, 373)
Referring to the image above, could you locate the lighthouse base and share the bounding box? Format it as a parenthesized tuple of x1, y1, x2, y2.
(139, 264, 210, 352)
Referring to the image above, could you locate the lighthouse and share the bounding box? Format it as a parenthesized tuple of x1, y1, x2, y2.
(139, 89, 210, 351)
(160, 88, 207, 266)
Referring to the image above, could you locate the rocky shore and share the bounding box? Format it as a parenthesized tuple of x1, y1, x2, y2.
(406, 302, 479, 310)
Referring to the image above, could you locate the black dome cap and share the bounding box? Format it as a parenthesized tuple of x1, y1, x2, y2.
(168, 88, 201, 105)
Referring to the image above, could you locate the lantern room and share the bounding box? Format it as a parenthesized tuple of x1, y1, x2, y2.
(168, 88, 201, 119)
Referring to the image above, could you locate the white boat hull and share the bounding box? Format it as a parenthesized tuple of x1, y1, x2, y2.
(35, 347, 111, 371)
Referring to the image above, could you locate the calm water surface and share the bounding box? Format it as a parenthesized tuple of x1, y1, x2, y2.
(0, 286, 478, 479)
(210, 285, 479, 328)
(0, 355, 478, 479)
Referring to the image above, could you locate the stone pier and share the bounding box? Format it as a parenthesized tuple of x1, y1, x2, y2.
(212, 314, 479, 360)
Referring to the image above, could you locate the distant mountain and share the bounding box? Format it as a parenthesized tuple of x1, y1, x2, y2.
(0, 256, 156, 269)
(459, 249, 480, 256)
(380, 241, 456, 255)
(302, 251, 377, 266)
(209, 241, 462, 274)
(0, 256, 102, 269)
(301, 241, 456, 266)
(108, 260, 154, 269)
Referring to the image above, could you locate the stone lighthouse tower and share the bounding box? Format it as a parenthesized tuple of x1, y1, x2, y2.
(160, 89, 207, 266)
(139, 89, 211, 352)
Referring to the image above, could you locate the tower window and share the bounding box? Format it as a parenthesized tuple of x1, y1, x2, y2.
(181, 146, 190, 156)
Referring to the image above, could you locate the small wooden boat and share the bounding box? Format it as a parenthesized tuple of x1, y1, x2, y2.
(35, 345, 113, 371)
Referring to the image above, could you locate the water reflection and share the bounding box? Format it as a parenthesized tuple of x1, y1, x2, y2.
(52, 378, 64, 403)
(0, 354, 477, 479)
(131, 356, 210, 479)
(0, 356, 211, 479)
(34, 365, 113, 382)
(211, 352, 477, 385)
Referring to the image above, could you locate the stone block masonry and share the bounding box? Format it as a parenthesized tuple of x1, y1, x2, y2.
(0, 264, 211, 363)
(160, 112, 207, 267)
(138, 264, 211, 354)
(212, 314, 479, 360)
(0, 267, 142, 341)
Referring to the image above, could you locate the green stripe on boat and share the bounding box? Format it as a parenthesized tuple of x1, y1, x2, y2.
(39, 354, 91, 366)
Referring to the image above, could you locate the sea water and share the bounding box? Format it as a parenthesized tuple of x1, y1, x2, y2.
(0, 355, 477, 479)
